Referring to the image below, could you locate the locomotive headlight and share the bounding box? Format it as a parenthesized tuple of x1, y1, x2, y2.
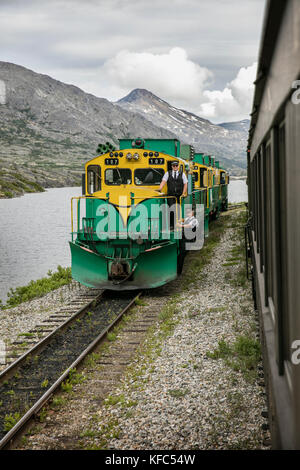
(133, 153, 139, 160)
(126, 153, 132, 160)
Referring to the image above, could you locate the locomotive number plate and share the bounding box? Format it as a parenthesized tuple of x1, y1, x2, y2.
(149, 158, 164, 165)
(105, 158, 119, 165)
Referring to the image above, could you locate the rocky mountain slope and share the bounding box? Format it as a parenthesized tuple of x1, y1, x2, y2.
(0, 62, 248, 198)
(0, 62, 176, 197)
(116, 89, 249, 175)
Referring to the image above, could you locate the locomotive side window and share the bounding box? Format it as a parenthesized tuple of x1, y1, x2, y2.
(134, 168, 164, 185)
(105, 168, 132, 185)
(200, 168, 207, 187)
(193, 171, 199, 182)
(220, 171, 226, 185)
(87, 165, 101, 194)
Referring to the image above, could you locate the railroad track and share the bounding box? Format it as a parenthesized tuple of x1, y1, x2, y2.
(227, 203, 247, 211)
(0, 290, 141, 449)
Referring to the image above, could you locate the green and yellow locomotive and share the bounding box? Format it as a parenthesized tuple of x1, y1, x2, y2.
(69, 138, 229, 290)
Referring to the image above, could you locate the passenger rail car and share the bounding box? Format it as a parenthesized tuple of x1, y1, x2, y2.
(247, 0, 300, 449)
(69, 138, 228, 290)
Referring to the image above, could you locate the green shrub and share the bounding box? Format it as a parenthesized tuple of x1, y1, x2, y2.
(5, 265, 72, 308)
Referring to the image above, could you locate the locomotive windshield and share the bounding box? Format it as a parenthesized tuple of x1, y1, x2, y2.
(105, 168, 132, 185)
(134, 168, 164, 185)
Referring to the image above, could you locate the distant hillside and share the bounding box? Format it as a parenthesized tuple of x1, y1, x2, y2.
(0, 62, 176, 197)
(117, 89, 249, 175)
(0, 62, 249, 198)
(218, 119, 250, 133)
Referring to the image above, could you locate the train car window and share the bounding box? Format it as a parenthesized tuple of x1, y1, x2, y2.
(134, 168, 164, 185)
(105, 169, 132, 185)
(200, 168, 207, 187)
(220, 172, 226, 185)
(193, 171, 199, 182)
(87, 165, 101, 193)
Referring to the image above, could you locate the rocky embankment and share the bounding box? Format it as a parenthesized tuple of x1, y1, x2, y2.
(0, 61, 177, 199)
(0, 160, 81, 198)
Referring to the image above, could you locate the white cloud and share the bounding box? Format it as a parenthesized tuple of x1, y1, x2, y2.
(85, 49, 256, 123)
(0, 0, 263, 122)
(198, 62, 257, 122)
(45, 49, 257, 123)
(101, 48, 213, 105)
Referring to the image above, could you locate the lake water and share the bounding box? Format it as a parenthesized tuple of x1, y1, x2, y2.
(0, 180, 247, 303)
(228, 179, 248, 203)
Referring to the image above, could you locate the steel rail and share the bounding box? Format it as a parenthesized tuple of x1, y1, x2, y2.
(0, 291, 104, 385)
(0, 291, 141, 450)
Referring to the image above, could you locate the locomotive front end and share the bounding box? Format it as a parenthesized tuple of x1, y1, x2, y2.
(69, 139, 185, 290)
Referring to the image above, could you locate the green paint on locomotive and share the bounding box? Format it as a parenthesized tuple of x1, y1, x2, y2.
(70, 137, 229, 290)
(119, 138, 181, 157)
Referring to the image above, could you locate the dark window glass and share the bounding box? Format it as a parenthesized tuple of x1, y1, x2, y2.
(193, 172, 199, 182)
(134, 168, 164, 185)
(220, 171, 226, 185)
(105, 168, 132, 185)
(200, 168, 207, 187)
(87, 165, 101, 193)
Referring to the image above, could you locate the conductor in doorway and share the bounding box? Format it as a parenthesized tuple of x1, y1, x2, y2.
(159, 161, 188, 228)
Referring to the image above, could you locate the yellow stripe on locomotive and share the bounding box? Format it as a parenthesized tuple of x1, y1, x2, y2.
(70, 138, 229, 290)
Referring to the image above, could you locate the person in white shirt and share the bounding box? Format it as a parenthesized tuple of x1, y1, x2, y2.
(177, 208, 199, 243)
(177, 208, 199, 230)
(159, 161, 188, 201)
(158, 161, 188, 229)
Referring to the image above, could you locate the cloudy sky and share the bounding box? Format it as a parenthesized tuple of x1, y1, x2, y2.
(0, 0, 266, 123)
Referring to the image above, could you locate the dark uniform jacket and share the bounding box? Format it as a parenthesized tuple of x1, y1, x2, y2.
(167, 170, 184, 197)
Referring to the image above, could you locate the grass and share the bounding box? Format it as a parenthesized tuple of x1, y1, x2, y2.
(105, 394, 137, 408)
(0, 172, 45, 197)
(107, 332, 117, 342)
(207, 335, 261, 381)
(50, 397, 67, 410)
(61, 369, 86, 393)
(4, 412, 21, 432)
(134, 297, 148, 306)
(168, 389, 189, 398)
(3, 265, 72, 308)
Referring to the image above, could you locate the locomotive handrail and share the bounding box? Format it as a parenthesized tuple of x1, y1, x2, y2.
(71, 196, 98, 241)
(71, 194, 188, 240)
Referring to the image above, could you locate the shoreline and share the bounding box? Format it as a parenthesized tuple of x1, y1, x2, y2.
(0, 178, 247, 200)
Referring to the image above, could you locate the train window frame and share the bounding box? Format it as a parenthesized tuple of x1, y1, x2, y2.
(220, 171, 226, 185)
(104, 168, 132, 186)
(87, 165, 101, 194)
(134, 168, 164, 186)
(200, 168, 207, 188)
(193, 171, 199, 182)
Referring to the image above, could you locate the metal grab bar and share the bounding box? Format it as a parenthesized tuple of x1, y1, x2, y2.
(71, 194, 188, 239)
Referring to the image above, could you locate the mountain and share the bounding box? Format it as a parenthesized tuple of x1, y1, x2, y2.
(0, 63, 248, 198)
(218, 119, 250, 133)
(0, 62, 176, 197)
(116, 89, 249, 175)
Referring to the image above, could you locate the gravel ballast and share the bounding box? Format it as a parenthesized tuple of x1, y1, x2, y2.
(3, 208, 270, 450)
(92, 210, 269, 450)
